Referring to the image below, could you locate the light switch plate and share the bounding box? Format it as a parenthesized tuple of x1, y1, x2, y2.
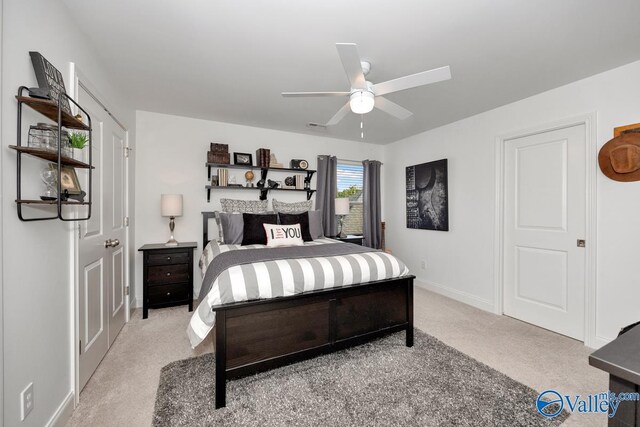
(21, 382, 34, 421)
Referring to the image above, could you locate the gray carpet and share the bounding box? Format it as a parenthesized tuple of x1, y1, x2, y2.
(153, 329, 568, 426)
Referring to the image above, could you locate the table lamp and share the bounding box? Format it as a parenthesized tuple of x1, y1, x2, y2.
(335, 197, 350, 238)
(161, 194, 183, 246)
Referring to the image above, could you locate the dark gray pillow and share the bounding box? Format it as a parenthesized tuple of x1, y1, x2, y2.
(308, 210, 324, 239)
(219, 212, 244, 244)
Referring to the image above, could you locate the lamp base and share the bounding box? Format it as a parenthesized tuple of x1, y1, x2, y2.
(337, 215, 347, 238)
(165, 235, 178, 247)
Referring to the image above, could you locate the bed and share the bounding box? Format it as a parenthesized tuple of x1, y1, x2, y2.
(190, 211, 415, 409)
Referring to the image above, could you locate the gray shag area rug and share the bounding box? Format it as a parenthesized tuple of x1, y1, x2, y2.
(154, 330, 567, 426)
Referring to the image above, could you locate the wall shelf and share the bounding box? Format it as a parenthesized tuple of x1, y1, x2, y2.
(16, 96, 90, 130)
(15, 87, 93, 221)
(9, 145, 94, 169)
(15, 199, 90, 205)
(205, 163, 317, 202)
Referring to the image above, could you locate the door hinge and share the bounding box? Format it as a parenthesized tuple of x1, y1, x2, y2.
(125, 286, 130, 296)
(124, 147, 132, 158)
(124, 216, 129, 227)
(79, 339, 82, 355)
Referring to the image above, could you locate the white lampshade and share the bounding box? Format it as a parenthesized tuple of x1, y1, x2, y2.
(161, 194, 183, 217)
(350, 90, 375, 114)
(335, 197, 350, 215)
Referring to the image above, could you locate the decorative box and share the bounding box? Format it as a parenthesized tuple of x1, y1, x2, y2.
(208, 151, 230, 164)
(210, 143, 229, 153)
(256, 148, 271, 167)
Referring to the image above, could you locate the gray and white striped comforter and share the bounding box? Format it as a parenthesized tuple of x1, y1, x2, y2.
(187, 238, 409, 347)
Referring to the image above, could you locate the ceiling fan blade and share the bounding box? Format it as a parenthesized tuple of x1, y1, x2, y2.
(373, 65, 451, 96)
(326, 102, 351, 126)
(281, 91, 349, 97)
(336, 43, 367, 90)
(374, 97, 413, 120)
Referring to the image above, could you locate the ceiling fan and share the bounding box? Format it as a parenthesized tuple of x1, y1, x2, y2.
(282, 43, 451, 127)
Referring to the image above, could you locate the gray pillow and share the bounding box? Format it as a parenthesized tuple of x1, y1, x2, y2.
(272, 199, 313, 213)
(220, 198, 269, 213)
(308, 210, 324, 239)
(219, 212, 244, 244)
(213, 211, 224, 243)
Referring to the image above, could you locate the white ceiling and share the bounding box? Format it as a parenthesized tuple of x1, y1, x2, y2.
(61, 0, 640, 144)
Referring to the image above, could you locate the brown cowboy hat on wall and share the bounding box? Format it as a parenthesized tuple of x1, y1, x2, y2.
(599, 132, 640, 182)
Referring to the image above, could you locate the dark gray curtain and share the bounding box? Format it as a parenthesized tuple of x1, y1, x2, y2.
(363, 160, 382, 248)
(316, 155, 337, 236)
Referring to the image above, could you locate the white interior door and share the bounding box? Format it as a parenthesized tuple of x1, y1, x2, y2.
(503, 124, 586, 340)
(77, 84, 127, 391)
(107, 120, 126, 346)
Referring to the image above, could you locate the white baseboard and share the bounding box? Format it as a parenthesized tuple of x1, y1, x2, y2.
(46, 391, 74, 427)
(415, 278, 494, 313)
(586, 334, 614, 350)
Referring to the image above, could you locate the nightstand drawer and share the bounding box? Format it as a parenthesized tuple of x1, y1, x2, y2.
(148, 283, 189, 305)
(148, 264, 190, 285)
(147, 251, 190, 266)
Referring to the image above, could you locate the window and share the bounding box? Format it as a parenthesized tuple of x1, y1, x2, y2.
(336, 161, 364, 235)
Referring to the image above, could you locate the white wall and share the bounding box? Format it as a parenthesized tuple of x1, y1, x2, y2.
(1, 1, 134, 426)
(134, 111, 383, 299)
(383, 60, 640, 347)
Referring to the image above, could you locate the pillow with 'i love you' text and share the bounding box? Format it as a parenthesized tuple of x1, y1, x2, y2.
(263, 223, 304, 247)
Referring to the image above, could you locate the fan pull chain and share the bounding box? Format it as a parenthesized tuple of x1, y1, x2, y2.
(360, 115, 364, 139)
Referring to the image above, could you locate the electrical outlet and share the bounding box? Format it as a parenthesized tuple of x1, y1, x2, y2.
(420, 260, 426, 270)
(21, 382, 34, 420)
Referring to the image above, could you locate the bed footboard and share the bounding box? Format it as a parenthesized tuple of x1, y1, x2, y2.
(214, 275, 415, 408)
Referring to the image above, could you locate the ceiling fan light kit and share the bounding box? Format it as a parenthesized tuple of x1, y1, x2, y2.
(350, 90, 375, 114)
(282, 43, 451, 133)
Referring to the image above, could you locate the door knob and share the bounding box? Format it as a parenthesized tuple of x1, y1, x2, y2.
(104, 238, 120, 248)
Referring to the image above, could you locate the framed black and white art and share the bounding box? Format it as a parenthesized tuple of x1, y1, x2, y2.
(406, 159, 449, 231)
(233, 152, 253, 166)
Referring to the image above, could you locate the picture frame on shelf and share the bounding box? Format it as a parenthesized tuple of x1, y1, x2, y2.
(50, 163, 82, 194)
(233, 152, 253, 166)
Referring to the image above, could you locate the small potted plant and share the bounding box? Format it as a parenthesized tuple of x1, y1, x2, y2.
(68, 132, 88, 160)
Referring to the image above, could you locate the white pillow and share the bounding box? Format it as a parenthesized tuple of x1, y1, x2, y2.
(263, 223, 304, 247)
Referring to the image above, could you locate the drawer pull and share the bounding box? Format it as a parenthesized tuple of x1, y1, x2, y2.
(167, 256, 171, 261)
(166, 272, 171, 276)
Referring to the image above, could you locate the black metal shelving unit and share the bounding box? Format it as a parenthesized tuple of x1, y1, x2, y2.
(205, 163, 316, 201)
(12, 86, 93, 221)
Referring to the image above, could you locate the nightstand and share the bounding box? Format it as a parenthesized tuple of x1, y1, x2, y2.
(332, 235, 364, 246)
(138, 242, 197, 319)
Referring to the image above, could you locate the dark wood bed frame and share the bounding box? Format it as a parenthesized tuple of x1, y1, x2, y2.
(202, 212, 415, 409)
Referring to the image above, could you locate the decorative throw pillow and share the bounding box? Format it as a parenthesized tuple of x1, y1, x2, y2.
(218, 212, 244, 244)
(278, 211, 313, 242)
(264, 223, 304, 247)
(272, 199, 312, 213)
(212, 211, 224, 243)
(241, 213, 278, 246)
(308, 210, 324, 240)
(220, 198, 269, 213)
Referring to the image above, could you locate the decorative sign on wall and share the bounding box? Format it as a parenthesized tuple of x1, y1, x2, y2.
(406, 159, 449, 231)
(29, 51, 72, 115)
